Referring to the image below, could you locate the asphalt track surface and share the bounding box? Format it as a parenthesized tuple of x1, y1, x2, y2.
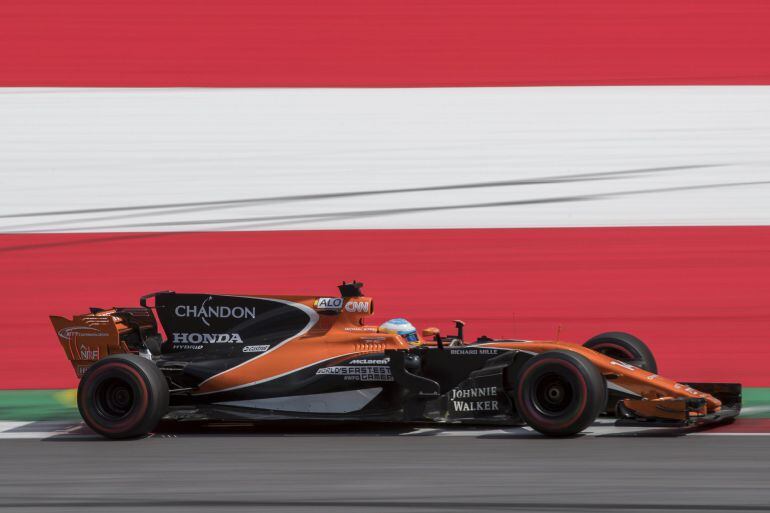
(2, 422, 770, 513)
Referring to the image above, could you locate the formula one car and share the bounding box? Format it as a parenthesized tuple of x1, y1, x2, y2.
(51, 281, 741, 439)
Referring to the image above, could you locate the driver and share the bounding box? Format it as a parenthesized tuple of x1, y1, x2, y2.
(379, 318, 420, 345)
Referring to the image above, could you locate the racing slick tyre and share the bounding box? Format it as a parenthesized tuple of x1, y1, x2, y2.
(77, 354, 169, 439)
(514, 351, 606, 437)
(583, 331, 658, 373)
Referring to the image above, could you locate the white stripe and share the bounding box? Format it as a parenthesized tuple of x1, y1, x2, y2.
(0, 431, 66, 439)
(1, 87, 770, 232)
(0, 421, 32, 432)
(216, 387, 382, 413)
(738, 406, 770, 415)
(0, 420, 764, 440)
(0, 421, 84, 440)
(688, 432, 770, 436)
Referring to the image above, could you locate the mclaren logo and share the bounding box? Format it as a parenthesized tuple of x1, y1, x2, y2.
(349, 357, 390, 365)
(174, 297, 256, 327)
(58, 326, 107, 341)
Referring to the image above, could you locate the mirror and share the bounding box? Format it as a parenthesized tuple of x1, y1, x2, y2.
(422, 327, 440, 338)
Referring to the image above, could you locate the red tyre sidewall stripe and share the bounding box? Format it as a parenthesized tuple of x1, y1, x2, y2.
(80, 363, 150, 434)
(517, 358, 589, 430)
(589, 343, 635, 360)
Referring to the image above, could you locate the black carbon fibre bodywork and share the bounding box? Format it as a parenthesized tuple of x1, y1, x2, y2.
(164, 346, 532, 425)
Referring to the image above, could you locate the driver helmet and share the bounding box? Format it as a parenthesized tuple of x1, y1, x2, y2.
(379, 318, 420, 345)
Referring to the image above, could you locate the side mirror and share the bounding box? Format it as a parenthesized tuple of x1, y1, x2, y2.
(422, 327, 440, 338)
(422, 327, 444, 350)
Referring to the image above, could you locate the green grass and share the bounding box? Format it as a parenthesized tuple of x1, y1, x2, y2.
(1, 388, 769, 421)
(0, 389, 80, 421)
(739, 387, 770, 418)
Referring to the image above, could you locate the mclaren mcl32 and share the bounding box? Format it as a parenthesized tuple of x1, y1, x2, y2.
(51, 281, 741, 439)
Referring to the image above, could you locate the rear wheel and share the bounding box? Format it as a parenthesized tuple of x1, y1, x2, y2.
(78, 354, 169, 439)
(583, 331, 657, 373)
(514, 351, 606, 436)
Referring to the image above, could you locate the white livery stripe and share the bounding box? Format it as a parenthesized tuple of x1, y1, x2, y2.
(216, 388, 382, 414)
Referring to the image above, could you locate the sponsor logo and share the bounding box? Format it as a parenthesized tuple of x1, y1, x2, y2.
(76, 365, 91, 376)
(316, 366, 393, 382)
(243, 345, 271, 353)
(449, 386, 499, 412)
(449, 348, 498, 355)
(173, 333, 244, 344)
(345, 301, 370, 313)
(79, 344, 100, 361)
(174, 296, 256, 327)
(58, 326, 108, 342)
(610, 360, 637, 371)
(349, 357, 390, 365)
(314, 297, 343, 311)
(344, 327, 378, 332)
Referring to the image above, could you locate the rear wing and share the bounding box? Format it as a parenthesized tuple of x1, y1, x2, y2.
(50, 307, 161, 378)
(50, 314, 127, 377)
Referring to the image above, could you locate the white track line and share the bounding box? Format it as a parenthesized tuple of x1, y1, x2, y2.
(0, 421, 33, 433)
(689, 432, 770, 436)
(0, 420, 767, 440)
(738, 406, 770, 415)
(0, 421, 86, 439)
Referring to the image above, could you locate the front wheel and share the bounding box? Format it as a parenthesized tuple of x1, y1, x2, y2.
(583, 331, 657, 373)
(78, 354, 169, 439)
(514, 351, 606, 436)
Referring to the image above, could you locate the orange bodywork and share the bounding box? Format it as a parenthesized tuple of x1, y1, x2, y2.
(50, 310, 132, 377)
(193, 296, 412, 394)
(52, 293, 722, 421)
(192, 295, 722, 419)
(477, 340, 721, 417)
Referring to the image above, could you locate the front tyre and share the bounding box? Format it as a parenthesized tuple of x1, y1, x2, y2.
(583, 331, 657, 373)
(514, 351, 606, 437)
(78, 354, 169, 439)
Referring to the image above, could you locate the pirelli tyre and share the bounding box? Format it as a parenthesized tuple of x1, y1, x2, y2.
(514, 351, 606, 437)
(78, 354, 169, 439)
(583, 331, 658, 374)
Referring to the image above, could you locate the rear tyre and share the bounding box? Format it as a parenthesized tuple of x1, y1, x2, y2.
(583, 331, 657, 373)
(78, 354, 169, 439)
(514, 351, 606, 437)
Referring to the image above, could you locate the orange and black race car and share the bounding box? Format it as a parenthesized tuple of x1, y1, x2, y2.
(51, 281, 741, 439)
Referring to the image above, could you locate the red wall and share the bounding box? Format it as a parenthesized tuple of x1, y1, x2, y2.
(1, 0, 769, 86)
(1, 226, 768, 389)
